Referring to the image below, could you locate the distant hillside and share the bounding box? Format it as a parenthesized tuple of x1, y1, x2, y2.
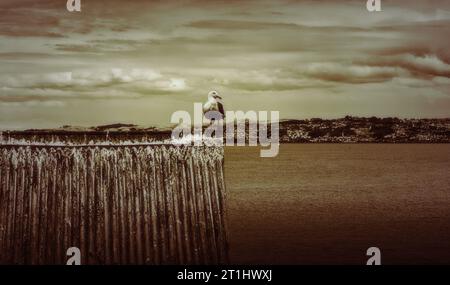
(1, 117, 449, 144)
(279, 117, 450, 143)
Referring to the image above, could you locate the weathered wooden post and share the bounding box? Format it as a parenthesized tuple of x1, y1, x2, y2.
(0, 143, 229, 265)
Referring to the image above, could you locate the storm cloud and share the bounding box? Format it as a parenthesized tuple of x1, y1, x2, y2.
(0, 0, 449, 129)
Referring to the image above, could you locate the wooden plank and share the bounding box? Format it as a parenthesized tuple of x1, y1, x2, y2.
(0, 145, 229, 265)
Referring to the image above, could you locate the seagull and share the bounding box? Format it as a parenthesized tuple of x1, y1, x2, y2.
(203, 90, 225, 122)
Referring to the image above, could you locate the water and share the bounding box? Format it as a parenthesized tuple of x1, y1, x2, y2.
(2, 143, 448, 264)
(0, 145, 228, 265)
(225, 144, 450, 264)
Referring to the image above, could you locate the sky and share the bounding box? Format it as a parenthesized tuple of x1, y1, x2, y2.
(0, 0, 450, 129)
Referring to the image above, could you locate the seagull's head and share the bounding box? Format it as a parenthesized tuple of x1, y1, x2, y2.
(208, 90, 222, 101)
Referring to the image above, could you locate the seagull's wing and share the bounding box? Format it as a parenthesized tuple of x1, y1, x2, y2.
(218, 102, 225, 118)
(203, 101, 211, 113)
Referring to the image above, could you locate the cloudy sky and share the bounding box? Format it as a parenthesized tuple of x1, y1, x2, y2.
(0, 0, 450, 129)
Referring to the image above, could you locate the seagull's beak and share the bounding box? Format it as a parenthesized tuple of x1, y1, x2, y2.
(213, 95, 222, 100)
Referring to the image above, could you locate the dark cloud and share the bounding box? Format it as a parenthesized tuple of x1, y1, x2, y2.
(0, 0, 133, 37)
(360, 54, 450, 79)
(1, 0, 450, 128)
(186, 19, 369, 33)
(302, 64, 404, 84)
(0, 6, 64, 37)
(0, 52, 54, 59)
(53, 44, 101, 53)
(187, 20, 299, 30)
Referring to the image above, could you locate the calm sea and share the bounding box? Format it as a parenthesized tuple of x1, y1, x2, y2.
(225, 144, 450, 264)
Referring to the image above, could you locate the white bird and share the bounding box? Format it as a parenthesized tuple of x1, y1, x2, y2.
(203, 90, 225, 122)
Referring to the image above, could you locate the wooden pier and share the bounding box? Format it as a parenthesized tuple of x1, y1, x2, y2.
(0, 144, 229, 265)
